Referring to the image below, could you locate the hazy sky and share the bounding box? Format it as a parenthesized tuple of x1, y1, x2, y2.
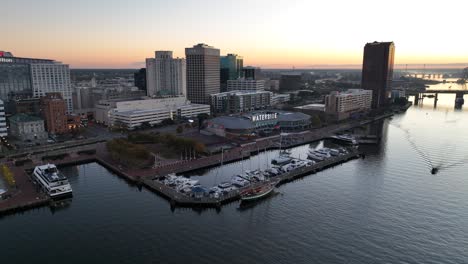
(2, 0, 468, 68)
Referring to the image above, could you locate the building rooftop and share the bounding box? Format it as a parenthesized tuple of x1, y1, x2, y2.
(9, 113, 43, 123)
(209, 110, 311, 129)
(294, 104, 326, 111)
(212, 90, 271, 96)
(112, 108, 168, 117)
(209, 116, 255, 130)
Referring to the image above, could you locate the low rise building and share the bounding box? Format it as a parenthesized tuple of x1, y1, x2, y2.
(205, 110, 311, 138)
(227, 79, 266, 91)
(391, 88, 406, 101)
(271, 93, 291, 105)
(9, 113, 48, 141)
(210, 90, 272, 113)
(109, 108, 172, 130)
(177, 104, 211, 119)
(325, 89, 372, 120)
(104, 97, 210, 129)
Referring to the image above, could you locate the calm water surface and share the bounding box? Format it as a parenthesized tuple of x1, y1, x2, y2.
(1, 94, 468, 264)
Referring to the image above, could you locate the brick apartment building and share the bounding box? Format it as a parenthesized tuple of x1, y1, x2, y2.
(41, 93, 68, 134)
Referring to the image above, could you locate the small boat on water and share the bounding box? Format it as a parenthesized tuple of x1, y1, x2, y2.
(271, 154, 292, 165)
(330, 135, 358, 145)
(240, 179, 279, 202)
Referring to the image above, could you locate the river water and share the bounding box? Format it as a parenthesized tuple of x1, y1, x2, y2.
(1, 94, 468, 264)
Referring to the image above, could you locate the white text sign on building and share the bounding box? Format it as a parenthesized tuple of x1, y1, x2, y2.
(251, 113, 278, 122)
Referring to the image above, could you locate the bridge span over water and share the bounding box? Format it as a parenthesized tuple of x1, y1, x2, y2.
(406, 89, 467, 108)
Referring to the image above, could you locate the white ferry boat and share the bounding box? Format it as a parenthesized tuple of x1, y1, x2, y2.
(33, 164, 73, 197)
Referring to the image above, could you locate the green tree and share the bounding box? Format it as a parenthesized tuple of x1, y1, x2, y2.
(310, 115, 322, 127)
(176, 125, 184, 134)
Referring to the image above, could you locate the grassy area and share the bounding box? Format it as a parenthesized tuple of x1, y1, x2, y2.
(127, 132, 206, 159)
(106, 139, 153, 168)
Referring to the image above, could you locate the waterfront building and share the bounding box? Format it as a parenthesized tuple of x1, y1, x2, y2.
(185, 44, 220, 104)
(361, 41, 395, 109)
(227, 78, 265, 91)
(205, 110, 311, 138)
(8, 113, 48, 141)
(40, 93, 68, 134)
(210, 90, 272, 113)
(134, 68, 147, 91)
(31, 63, 73, 113)
(221, 54, 243, 91)
(0, 100, 7, 137)
(325, 89, 372, 120)
(146, 51, 186, 97)
(280, 73, 303, 91)
(242, 66, 263, 80)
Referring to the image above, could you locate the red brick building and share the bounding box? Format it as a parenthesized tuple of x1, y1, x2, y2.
(41, 93, 68, 134)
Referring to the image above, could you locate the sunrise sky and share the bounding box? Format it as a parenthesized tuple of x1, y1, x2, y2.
(2, 0, 468, 69)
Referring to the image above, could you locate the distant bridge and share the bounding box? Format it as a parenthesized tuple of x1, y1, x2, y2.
(406, 89, 467, 108)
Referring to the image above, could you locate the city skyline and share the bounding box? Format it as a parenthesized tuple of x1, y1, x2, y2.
(3, 0, 468, 69)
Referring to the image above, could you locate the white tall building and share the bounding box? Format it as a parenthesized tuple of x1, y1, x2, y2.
(146, 51, 186, 97)
(227, 78, 266, 91)
(0, 99, 7, 137)
(31, 63, 73, 113)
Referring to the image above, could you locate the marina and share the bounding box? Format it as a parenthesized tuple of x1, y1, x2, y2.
(1, 113, 392, 215)
(142, 147, 360, 207)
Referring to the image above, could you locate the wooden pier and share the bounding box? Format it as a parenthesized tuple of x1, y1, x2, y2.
(141, 149, 361, 208)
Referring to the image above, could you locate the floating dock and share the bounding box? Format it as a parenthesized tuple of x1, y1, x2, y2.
(141, 149, 361, 208)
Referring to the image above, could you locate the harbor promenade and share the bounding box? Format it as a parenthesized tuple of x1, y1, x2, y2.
(0, 113, 392, 214)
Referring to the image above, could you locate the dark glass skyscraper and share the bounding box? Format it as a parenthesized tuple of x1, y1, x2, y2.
(220, 54, 243, 92)
(133, 68, 146, 91)
(361, 42, 395, 109)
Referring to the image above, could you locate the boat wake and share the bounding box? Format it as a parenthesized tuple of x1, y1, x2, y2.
(391, 123, 468, 175)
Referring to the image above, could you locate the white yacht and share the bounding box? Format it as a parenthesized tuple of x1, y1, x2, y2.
(33, 164, 73, 197)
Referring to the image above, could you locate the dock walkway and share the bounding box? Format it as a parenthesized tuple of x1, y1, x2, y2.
(141, 150, 360, 207)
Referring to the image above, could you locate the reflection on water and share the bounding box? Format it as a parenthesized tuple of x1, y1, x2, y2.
(1, 98, 468, 264)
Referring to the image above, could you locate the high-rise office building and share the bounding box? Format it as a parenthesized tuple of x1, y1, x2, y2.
(146, 51, 186, 97)
(0, 51, 56, 113)
(31, 63, 73, 113)
(243, 66, 263, 80)
(185, 44, 220, 104)
(361, 41, 395, 109)
(134, 68, 146, 91)
(220, 54, 243, 91)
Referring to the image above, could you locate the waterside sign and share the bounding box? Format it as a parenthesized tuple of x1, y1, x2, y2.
(251, 113, 278, 122)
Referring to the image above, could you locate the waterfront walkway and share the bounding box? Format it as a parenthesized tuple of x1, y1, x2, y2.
(0, 113, 392, 214)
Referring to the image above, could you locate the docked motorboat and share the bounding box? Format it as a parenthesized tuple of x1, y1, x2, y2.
(330, 135, 358, 145)
(271, 154, 292, 165)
